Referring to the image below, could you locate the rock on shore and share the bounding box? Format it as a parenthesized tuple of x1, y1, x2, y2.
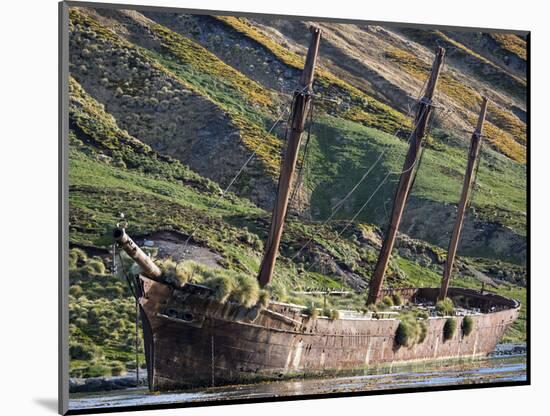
(70, 371, 148, 393)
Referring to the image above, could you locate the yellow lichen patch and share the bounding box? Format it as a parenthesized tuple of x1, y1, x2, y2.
(476, 117, 526, 163)
(487, 102, 526, 143)
(435, 78, 525, 146)
(231, 113, 282, 176)
(148, 23, 274, 109)
(215, 16, 305, 70)
(215, 16, 410, 135)
(439, 74, 479, 109)
(385, 46, 526, 160)
(385, 47, 478, 109)
(344, 106, 411, 133)
(489, 33, 527, 61)
(384, 47, 430, 80)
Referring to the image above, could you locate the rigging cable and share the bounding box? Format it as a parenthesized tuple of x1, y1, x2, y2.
(288, 66, 435, 262)
(290, 102, 432, 262)
(181, 102, 292, 253)
(467, 132, 484, 211)
(289, 95, 315, 209)
(300, 103, 438, 275)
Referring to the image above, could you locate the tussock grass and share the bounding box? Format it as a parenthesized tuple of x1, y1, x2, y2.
(392, 293, 404, 306)
(69, 248, 88, 268)
(321, 307, 340, 320)
(462, 315, 474, 336)
(435, 298, 455, 316)
(158, 259, 261, 307)
(84, 258, 107, 275)
(379, 295, 394, 309)
(156, 258, 193, 287)
(304, 303, 319, 319)
(443, 318, 457, 341)
(258, 290, 270, 308)
(204, 272, 238, 303)
(395, 314, 428, 347)
(232, 272, 261, 307)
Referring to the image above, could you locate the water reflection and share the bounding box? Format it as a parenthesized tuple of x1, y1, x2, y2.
(69, 354, 526, 411)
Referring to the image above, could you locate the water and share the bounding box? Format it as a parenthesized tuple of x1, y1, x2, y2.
(69, 350, 526, 411)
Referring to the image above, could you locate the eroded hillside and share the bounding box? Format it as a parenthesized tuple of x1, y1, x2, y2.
(68, 7, 526, 264)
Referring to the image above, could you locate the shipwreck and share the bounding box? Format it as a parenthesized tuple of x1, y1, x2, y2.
(113, 26, 520, 391)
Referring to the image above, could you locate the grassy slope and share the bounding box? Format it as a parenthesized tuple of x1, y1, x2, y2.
(202, 15, 527, 238)
(71, 8, 527, 240)
(307, 115, 526, 235)
(214, 16, 413, 135)
(70, 8, 283, 179)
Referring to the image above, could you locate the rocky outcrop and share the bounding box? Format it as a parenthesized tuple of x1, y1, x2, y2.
(69, 371, 147, 393)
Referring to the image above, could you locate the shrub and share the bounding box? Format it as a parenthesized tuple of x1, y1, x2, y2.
(265, 282, 287, 302)
(366, 304, 378, 313)
(395, 314, 427, 347)
(391, 293, 403, 306)
(462, 315, 474, 336)
(69, 343, 96, 360)
(395, 321, 413, 347)
(329, 309, 340, 321)
(304, 303, 318, 319)
(231, 273, 260, 308)
(203, 272, 237, 303)
(157, 258, 192, 287)
(380, 295, 394, 308)
(70, 285, 83, 297)
(69, 248, 88, 269)
(83, 257, 106, 275)
(84, 363, 109, 378)
(186, 261, 217, 282)
(258, 290, 270, 308)
(322, 307, 332, 318)
(75, 317, 88, 328)
(111, 361, 126, 376)
(415, 310, 429, 320)
(443, 318, 457, 341)
(435, 298, 455, 316)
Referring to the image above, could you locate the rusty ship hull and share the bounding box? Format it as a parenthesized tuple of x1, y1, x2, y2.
(136, 275, 520, 391)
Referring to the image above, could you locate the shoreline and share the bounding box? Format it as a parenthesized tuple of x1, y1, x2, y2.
(69, 343, 526, 394)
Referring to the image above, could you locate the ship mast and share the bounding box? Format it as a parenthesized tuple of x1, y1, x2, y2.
(367, 47, 446, 305)
(258, 26, 322, 287)
(438, 97, 489, 301)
